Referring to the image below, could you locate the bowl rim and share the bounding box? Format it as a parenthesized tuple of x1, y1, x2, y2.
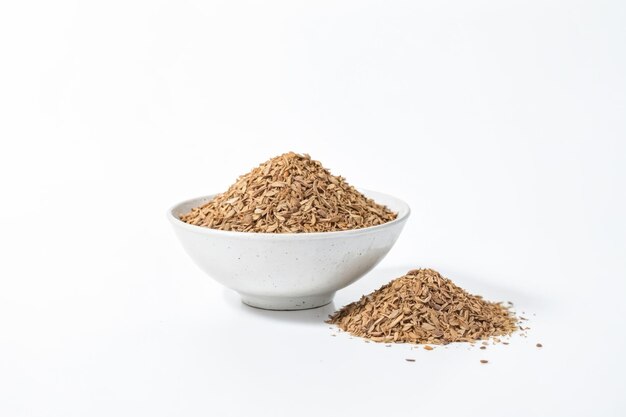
(167, 188, 410, 240)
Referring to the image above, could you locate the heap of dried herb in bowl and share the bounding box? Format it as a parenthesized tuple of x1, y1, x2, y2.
(180, 152, 397, 233)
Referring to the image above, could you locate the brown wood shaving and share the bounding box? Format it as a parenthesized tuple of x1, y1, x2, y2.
(327, 269, 518, 345)
(180, 152, 397, 233)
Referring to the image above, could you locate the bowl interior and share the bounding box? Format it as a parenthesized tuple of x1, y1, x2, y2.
(169, 189, 410, 236)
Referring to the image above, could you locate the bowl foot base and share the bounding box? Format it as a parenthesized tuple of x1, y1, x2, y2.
(240, 293, 335, 311)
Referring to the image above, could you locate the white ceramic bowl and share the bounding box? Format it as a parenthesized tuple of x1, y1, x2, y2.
(168, 190, 410, 310)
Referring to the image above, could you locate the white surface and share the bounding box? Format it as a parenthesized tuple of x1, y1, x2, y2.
(0, 1, 625, 416)
(168, 192, 409, 310)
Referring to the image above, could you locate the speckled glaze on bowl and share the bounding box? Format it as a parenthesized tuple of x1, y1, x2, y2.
(168, 190, 410, 310)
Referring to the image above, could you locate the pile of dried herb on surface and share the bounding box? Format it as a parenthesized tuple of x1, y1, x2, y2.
(327, 269, 517, 344)
(180, 152, 397, 233)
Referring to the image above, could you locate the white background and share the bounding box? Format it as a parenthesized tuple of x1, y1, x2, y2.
(1, 1, 625, 416)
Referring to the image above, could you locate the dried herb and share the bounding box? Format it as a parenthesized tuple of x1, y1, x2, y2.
(180, 152, 397, 233)
(327, 269, 517, 344)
